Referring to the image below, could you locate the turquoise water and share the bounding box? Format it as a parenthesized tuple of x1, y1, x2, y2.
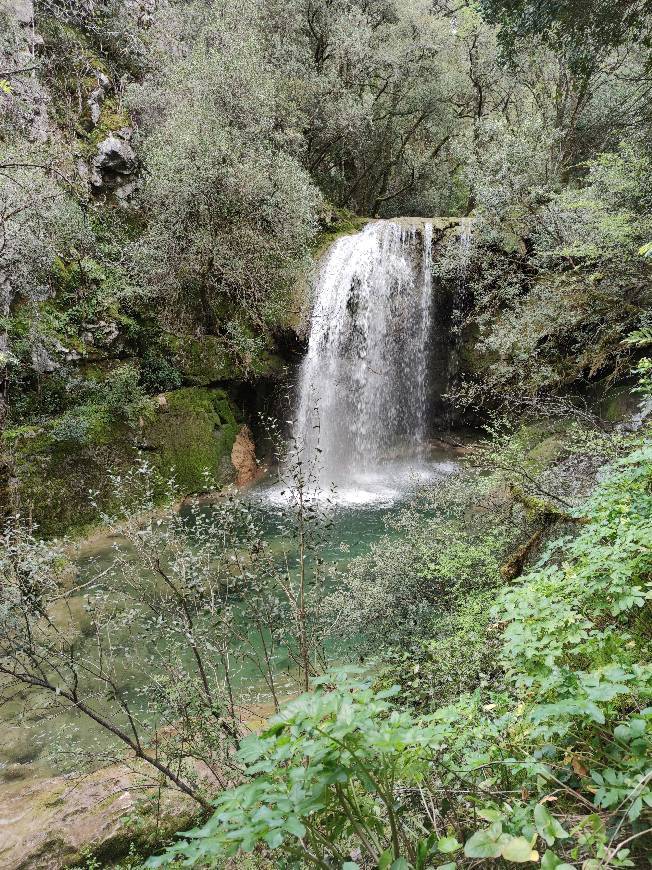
(0, 449, 458, 783)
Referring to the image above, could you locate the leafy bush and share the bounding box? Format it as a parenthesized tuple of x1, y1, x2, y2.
(454, 146, 652, 405)
(325, 472, 511, 654)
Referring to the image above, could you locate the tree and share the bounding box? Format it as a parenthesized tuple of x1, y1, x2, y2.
(479, 0, 652, 72)
(129, 0, 320, 358)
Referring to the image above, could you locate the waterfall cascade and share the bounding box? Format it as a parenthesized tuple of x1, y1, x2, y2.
(294, 219, 446, 500)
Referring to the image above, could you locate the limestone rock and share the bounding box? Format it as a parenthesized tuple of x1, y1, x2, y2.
(87, 73, 110, 126)
(30, 344, 57, 375)
(0, 764, 197, 869)
(90, 135, 137, 188)
(231, 424, 260, 487)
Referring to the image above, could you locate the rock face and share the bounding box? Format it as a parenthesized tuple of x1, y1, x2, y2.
(90, 133, 137, 190)
(0, 764, 197, 869)
(5, 387, 242, 536)
(231, 424, 261, 487)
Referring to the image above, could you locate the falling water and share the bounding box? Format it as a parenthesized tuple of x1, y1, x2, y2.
(294, 220, 439, 497)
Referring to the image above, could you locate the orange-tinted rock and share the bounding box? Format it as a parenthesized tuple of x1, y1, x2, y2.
(230, 425, 261, 487)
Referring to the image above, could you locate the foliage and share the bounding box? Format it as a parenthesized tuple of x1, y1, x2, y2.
(148, 673, 466, 869)
(480, 0, 652, 72)
(128, 0, 320, 350)
(380, 590, 503, 709)
(325, 470, 511, 654)
(452, 145, 652, 404)
(150, 428, 652, 867)
(0, 437, 336, 804)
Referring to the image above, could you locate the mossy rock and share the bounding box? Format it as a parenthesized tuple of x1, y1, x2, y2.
(311, 206, 370, 261)
(142, 387, 241, 494)
(0, 760, 200, 870)
(527, 435, 566, 465)
(456, 321, 494, 376)
(3, 388, 242, 537)
(5, 416, 137, 537)
(595, 383, 640, 422)
(165, 334, 239, 385)
(165, 333, 286, 385)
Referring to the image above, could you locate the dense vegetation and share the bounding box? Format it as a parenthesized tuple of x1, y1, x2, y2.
(1, 0, 651, 868)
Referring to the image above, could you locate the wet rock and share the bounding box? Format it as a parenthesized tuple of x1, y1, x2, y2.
(231, 424, 261, 487)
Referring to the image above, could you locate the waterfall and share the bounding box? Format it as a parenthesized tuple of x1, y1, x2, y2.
(294, 220, 436, 494)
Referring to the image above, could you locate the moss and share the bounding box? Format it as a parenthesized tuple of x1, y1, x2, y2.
(3, 388, 241, 537)
(595, 383, 639, 422)
(143, 387, 241, 494)
(165, 334, 239, 385)
(456, 321, 494, 377)
(164, 333, 287, 385)
(4, 416, 134, 537)
(527, 435, 566, 465)
(311, 206, 370, 261)
(82, 96, 131, 156)
(249, 350, 287, 379)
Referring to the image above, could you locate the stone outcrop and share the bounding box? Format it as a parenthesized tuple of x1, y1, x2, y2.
(86, 73, 111, 126)
(231, 424, 261, 487)
(5, 387, 242, 537)
(0, 764, 197, 869)
(90, 132, 138, 191)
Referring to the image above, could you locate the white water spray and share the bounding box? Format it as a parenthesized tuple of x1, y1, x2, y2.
(294, 220, 441, 496)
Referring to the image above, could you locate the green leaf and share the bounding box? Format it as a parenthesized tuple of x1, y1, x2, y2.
(342, 864, 360, 870)
(390, 860, 410, 870)
(464, 829, 505, 859)
(285, 816, 306, 838)
(534, 803, 569, 846)
(263, 829, 283, 849)
(627, 796, 643, 821)
(541, 852, 574, 870)
(477, 808, 503, 821)
(379, 850, 394, 870)
(501, 836, 537, 863)
(438, 836, 462, 854)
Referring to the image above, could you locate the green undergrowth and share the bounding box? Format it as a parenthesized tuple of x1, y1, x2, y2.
(149, 419, 652, 868)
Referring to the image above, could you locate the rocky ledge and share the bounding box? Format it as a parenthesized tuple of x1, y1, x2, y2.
(0, 763, 198, 869)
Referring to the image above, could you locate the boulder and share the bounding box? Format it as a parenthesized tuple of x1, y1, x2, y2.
(90, 135, 137, 188)
(231, 424, 261, 487)
(0, 764, 198, 869)
(3, 386, 242, 537)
